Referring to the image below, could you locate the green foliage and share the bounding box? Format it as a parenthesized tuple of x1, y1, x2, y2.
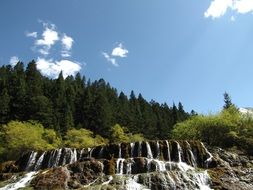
(109, 124, 145, 143)
(0, 121, 62, 161)
(172, 106, 253, 155)
(64, 128, 108, 148)
(110, 124, 129, 144)
(42, 129, 62, 149)
(129, 133, 145, 142)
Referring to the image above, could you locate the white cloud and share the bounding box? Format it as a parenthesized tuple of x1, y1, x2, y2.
(112, 43, 129, 57)
(29, 22, 75, 58)
(9, 56, 19, 66)
(205, 0, 253, 19)
(35, 24, 59, 55)
(61, 34, 74, 57)
(102, 43, 129, 67)
(26, 31, 37, 38)
(102, 52, 118, 66)
(234, 0, 253, 13)
(204, 0, 233, 19)
(25, 21, 83, 78)
(36, 57, 81, 79)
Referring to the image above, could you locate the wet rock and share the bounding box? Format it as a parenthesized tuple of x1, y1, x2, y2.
(208, 148, 253, 190)
(30, 167, 69, 190)
(0, 161, 19, 173)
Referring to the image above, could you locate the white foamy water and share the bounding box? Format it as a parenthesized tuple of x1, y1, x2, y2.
(126, 177, 150, 190)
(0, 172, 37, 190)
(146, 142, 153, 159)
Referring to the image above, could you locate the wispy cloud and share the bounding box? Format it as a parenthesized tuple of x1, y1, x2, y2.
(9, 56, 19, 66)
(26, 31, 37, 38)
(36, 57, 81, 79)
(102, 52, 118, 66)
(102, 43, 128, 67)
(205, 0, 253, 19)
(61, 33, 74, 57)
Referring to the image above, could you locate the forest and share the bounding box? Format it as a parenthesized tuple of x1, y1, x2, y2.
(0, 61, 190, 161)
(1, 61, 253, 162)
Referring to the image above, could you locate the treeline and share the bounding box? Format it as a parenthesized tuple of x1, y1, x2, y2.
(0, 61, 191, 140)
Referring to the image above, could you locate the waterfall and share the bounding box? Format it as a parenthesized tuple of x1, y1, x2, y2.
(146, 142, 153, 159)
(89, 148, 94, 158)
(34, 152, 45, 171)
(79, 148, 84, 160)
(54, 149, 62, 167)
(193, 170, 211, 190)
(200, 142, 213, 165)
(155, 160, 166, 172)
(26, 151, 37, 171)
(47, 150, 58, 168)
(186, 141, 197, 167)
(0, 172, 37, 190)
(126, 159, 134, 175)
(146, 158, 152, 172)
(13, 140, 213, 189)
(130, 142, 134, 157)
(156, 141, 160, 159)
(116, 158, 125, 175)
(70, 148, 77, 164)
(165, 140, 172, 170)
(176, 141, 182, 162)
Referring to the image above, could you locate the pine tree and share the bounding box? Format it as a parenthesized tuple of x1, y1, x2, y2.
(0, 88, 10, 123)
(223, 92, 234, 109)
(9, 62, 27, 120)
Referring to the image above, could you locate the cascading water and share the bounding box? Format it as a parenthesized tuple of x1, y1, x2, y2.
(34, 152, 45, 171)
(156, 141, 160, 159)
(70, 148, 77, 164)
(165, 140, 172, 170)
(0, 172, 37, 190)
(201, 142, 213, 165)
(12, 140, 213, 189)
(116, 158, 125, 175)
(186, 141, 197, 167)
(176, 141, 183, 162)
(53, 149, 62, 167)
(130, 142, 134, 157)
(26, 151, 37, 171)
(146, 142, 153, 159)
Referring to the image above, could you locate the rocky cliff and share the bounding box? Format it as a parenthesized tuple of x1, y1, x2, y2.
(0, 140, 252, 190)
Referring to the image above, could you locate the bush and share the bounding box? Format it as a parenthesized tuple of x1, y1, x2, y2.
(0, 121, 62, 161)
(64, 128, 108, 148)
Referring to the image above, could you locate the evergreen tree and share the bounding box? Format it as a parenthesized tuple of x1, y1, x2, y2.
(9, 62, 27, 120)
(0, 88, 10, 124)
(223, 92, 234, 109)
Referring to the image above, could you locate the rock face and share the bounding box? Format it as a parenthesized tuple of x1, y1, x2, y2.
(0, 140, 252, 189)
(208, 147, 253, 190)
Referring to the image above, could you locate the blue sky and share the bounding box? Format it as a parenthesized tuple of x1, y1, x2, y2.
(1, 0, 253, 114)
